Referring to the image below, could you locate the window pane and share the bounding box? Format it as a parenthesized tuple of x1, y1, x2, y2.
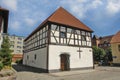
(60, 26, 66, 32)
(67, 28, 72, 33)
(60, 32, 66, 38)
(81, 31, 85, 35)
(18, 37, 22, 40)
(76, 30, 80, 34)
(118, 45, 120, 51)
(81, 35, 86, 41)
(51, 24, 57, 30)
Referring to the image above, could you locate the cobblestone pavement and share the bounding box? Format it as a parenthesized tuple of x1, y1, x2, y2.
(13, 65, 120, 80)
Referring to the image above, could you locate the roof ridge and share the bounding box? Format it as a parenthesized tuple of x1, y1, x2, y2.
(101, 35, 114, 38)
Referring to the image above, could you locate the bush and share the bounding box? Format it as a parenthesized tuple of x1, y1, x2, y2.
(93, 46, 106, 63)
(0, 62, 3, 71)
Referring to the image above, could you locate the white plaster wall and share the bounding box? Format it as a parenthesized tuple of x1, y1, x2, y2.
(0, 18, 4, 48)
(0, 33, 3, 48)
(49, 45, 93, 70)
(23, 47, 47, 69)
(1, 18, 4, 33)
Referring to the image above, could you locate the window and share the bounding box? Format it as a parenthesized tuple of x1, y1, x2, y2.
(61, 26, 66, 32)
(17, 41, 22, 44)
(11, 45, 14, 48)
(67, 28, 72, 33)
(34, 54, 37, 60)
(27, 55, 29, 60)
(75, 30, 80, 34)
(11, 41, 15, 44)
(81, 35, 86, 41)
(17, 46, 21, 49)
(17, 50, 21, 53)
(81, 31, 85, 35)
(118, 45, 120, 51)
(108, 44, 111, 46)
(18, 37, 22, 40)
(81, 31, 86, 41)
(60, 32, 66, 38)
(60, 26, 66, 38)
(11, 36, 15, 39)
(51, 24, 58, 31)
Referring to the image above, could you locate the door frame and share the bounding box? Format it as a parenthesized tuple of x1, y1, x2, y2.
(60, 53, 70, 71)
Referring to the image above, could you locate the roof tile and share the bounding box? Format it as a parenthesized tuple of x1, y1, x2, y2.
(48, 7, 93, 32)
(111, 31, 120, 43)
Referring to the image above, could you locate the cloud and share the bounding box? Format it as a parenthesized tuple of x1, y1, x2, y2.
(1, 0, 17, 11)
(1, 0, 119, 37)
(60, 0, 103, 18)
(90, 0, 103, 9)
(106, 0, 120, 15)
(25, 18, 36, 26)
(10, 21, 20, 30)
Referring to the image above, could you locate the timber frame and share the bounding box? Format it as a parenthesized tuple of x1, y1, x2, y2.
(24, 21, 92, 53)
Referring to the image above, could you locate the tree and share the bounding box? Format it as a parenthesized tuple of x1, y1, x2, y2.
(93, 46, 105, 63)
(104, 47, 113, 65)
(0, 36, 13, 69)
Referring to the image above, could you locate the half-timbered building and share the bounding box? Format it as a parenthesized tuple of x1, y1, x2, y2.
(23, 7, 94, 72)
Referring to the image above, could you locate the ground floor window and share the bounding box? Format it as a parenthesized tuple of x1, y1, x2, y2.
(118, 45, 120, 51)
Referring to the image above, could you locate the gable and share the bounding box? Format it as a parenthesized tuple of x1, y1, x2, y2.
(48, 7, 93, 32)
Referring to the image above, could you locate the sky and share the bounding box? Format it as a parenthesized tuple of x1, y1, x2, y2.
(0, 0, 120, 37)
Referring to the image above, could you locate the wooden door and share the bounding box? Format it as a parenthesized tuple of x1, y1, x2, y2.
(60, 54, 70, 71)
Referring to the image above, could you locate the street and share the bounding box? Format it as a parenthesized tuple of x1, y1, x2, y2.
(13, 65, 120, 80)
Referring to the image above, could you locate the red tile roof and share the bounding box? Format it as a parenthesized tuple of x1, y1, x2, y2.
(13, 54, 23, 58)
(48, 7, 93, 32)
(111, 31, 120, 43)
(25, 7, 93, 41)
(99, 35, 114, 44)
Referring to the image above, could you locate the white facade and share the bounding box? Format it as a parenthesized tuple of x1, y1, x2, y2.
(0, 18, 4, 48)
(23, 47, 47, 69)
(49, 45, 93, 71)
(23, 23, 93, 72)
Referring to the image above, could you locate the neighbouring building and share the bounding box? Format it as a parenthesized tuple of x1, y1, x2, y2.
(111, 31, 120, 65)
(9, 35, 24, 62)
(0, 7, 9, 47)
(92, 35, 113, 50)
(3, 34, 25, 62)
(23, 7, 94, 73)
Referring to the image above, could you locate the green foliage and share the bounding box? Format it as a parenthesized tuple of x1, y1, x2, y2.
(93, 46, 106, 62)
(0, 36, 13, 69)
(105, 47, 113, 62)
(0, 62, 3, 71)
